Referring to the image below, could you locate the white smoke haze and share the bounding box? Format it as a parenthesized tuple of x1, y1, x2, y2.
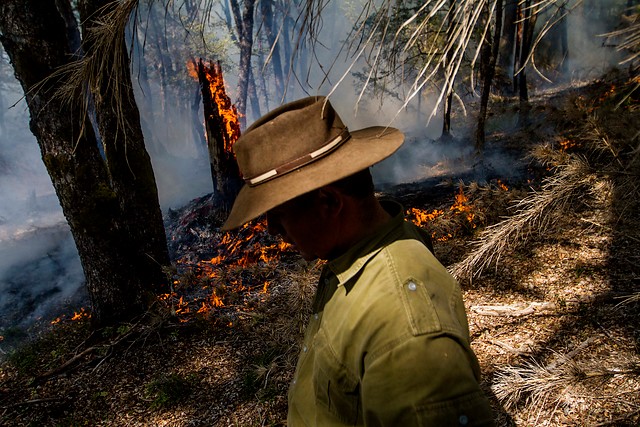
(0, 69, 85, 335)
(0, 0, 630, 334)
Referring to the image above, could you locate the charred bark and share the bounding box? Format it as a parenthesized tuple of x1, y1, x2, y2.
(0, 0, 169, 328)
(196, 60, 243, 214)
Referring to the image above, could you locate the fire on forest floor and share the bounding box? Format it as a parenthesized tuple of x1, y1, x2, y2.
(0, 73, 639, 427)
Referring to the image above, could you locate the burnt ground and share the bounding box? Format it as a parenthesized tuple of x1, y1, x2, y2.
(0, 71, 638, 426)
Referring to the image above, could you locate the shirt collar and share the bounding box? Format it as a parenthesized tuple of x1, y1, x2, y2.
(326, 200, 405, 287)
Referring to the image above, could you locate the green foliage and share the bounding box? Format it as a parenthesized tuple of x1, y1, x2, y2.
(144, 372, 196, 410)
(3, 319, 89, 376)
(7, 344, 39, 376)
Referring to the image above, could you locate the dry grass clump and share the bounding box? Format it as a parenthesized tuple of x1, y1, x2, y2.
(492, 350, 640, 425)
(450, 157, 598, 280)
(451, 75, 640, 282)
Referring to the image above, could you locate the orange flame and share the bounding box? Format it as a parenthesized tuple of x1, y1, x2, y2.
(71, 308, 90, 321)
(169, 218, 296, 322)
(406, 186, 479, 242)
(559, 138, 576, 151)
(407, 207, 444, 227)
(450, 186, 476, 226)
(188, 59, 241, 153)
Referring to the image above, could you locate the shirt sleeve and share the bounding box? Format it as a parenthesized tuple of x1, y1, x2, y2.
(360, 333, 495, 427)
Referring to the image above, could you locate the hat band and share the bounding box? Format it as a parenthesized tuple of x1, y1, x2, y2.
(244, 128, 351, 186)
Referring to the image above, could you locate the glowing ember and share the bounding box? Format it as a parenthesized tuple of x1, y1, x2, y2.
(168, 218, 295, 323)
(71, 308, 90, 321)
(598, 84, 616, 103)
(497, 179, 509, 191)
(50, 308, 91, 324)
(559, 138, 577, 151)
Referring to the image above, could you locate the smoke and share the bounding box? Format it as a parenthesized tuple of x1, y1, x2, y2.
(0, 0, 630, 335)
(0, 65, 85, 335)
(133, 78, 213, 210)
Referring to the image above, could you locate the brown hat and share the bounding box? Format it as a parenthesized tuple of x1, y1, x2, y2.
(221, 96, 404, 230)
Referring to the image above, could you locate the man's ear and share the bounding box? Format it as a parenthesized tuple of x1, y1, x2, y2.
(317, 186, 343, 216)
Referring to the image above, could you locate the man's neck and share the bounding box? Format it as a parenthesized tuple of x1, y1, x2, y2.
(328, 197, 391, 259)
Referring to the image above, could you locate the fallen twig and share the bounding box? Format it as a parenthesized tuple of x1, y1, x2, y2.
(471, 302, 557, 317)
(1, 397, 64, 409)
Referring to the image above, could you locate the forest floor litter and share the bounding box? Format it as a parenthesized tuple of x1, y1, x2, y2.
(0, 71, 638, 426)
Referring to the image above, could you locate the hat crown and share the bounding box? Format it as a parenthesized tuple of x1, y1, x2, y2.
(234, 96, 346, 183)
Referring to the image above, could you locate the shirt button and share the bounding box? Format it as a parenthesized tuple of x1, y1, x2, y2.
(324, 278, 330, 285)
(314, 313, 319, 320)
(459, 415, 469, 425)
(407, 281, 417, 291)
(303, 345, 308, 353)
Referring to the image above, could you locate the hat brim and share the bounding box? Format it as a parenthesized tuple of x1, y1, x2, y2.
(221, 126, 404, 231)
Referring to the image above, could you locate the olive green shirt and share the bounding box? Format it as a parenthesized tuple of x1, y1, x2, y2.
(287, 201, 494, 426)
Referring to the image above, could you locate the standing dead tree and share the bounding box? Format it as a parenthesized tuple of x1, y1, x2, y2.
(195, 59, 243, 215)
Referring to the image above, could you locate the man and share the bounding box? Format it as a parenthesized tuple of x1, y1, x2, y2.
(222, 96, 494, 426)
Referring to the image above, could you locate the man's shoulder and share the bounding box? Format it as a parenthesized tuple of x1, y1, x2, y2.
(381, 237, 450, 282)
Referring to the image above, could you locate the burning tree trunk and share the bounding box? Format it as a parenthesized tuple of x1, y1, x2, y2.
(195, 59, 243, 214)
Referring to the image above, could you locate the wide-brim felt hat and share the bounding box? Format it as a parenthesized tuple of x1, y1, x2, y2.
(221, 96, 404, 230)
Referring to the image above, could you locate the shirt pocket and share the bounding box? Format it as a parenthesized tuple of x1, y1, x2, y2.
(313, 329, 361, 425)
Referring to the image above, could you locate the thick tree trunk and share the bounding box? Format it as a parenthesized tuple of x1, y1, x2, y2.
(78, 0, 169, 294)
(0, 0, 169, 327)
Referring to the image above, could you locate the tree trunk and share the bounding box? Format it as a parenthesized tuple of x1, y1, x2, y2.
(499, 0, 518, 86)
(261, 0, 285, 101)
(442, 0, 455, 138)
(248, 66, 262, 120)
(559, 5, 569, 74)
(0, 0, 170, 328)
(518, 0, 537, 125)
(282, 12, 293, 89)
(230, 0, 257, 128)
(197, 60, 243, 214)
(512, 3, 523, 93)
(476, 0, 504, 154)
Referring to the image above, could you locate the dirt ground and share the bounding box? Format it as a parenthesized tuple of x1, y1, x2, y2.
(0, 73, 638, 426)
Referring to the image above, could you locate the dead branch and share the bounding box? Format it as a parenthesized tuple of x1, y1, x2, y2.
(1, 397, 65, 410)
(471, 302, 557, 317)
